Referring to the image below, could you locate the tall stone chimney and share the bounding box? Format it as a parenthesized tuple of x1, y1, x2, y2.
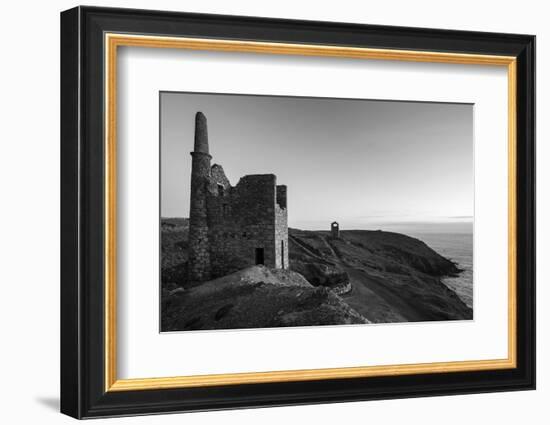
(188, 112, 212, 283)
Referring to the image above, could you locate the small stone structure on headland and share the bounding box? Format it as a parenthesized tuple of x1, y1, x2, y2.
(331, 221, 340, 238)
(188, 112, 289, 283)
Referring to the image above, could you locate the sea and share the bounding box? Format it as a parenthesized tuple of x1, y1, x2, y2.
(363, 221, 474, 309)
(410, 232, 473, 309)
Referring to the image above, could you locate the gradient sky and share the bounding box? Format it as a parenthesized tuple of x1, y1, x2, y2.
(160, 92, 473, 231)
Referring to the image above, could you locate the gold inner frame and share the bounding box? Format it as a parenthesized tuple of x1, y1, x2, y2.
(104, 33, 517, 392)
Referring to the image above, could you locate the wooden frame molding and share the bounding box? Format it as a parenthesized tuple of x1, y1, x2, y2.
(104, 33, 518, 392)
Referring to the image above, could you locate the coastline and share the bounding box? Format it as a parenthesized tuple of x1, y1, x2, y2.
(161, 218, 473, 330)
(408, 231, 473, 309)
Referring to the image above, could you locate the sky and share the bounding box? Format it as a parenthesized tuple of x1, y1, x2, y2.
(160, 92, 473, 232)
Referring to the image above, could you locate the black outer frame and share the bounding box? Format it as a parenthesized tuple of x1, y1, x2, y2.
(60, 6, 535, 419)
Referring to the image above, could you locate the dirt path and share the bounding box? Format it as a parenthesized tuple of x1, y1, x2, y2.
(342, 266, 427, 322)
(289, 235, 334, 265)
(324, 236, 423, 323)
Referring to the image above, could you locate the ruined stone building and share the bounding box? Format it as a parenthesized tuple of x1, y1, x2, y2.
(331, 221, 340, 238)
(188, 112, 289, 283)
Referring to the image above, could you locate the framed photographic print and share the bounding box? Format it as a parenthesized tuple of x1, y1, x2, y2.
(60, 6, 535, 419)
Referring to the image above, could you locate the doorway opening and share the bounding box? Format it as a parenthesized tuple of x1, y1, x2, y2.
(255, 248, 264, 265)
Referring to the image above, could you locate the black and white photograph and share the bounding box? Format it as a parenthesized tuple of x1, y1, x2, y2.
(52, 3, 537, 420)
(160, 92, 474, 332)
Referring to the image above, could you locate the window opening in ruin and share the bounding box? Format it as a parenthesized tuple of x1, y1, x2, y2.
(217, 184, 224, 196)
(281, 240, 285, 269)
(255, 248, 264, 265)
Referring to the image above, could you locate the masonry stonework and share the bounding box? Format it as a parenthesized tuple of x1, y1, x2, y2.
(187, 112, 288, 284)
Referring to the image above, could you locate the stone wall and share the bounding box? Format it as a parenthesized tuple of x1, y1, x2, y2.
(275, 185, 288, 269)
(204, 170, 288, 279)
(276, 184, 287, 209)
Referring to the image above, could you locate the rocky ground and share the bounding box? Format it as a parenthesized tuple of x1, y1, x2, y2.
(162, 265, 368, 331)
(161, 218, 472, 331)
